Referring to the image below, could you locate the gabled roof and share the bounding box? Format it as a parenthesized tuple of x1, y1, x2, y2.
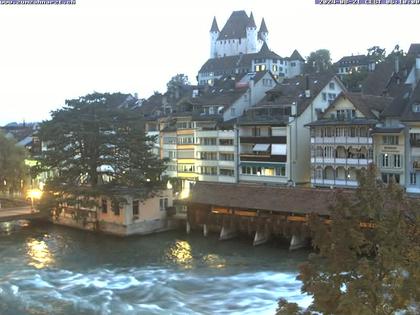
(259, 72, 342, 116)
(400, 81, 420, 122)
(218, 10, 250, 40)
(322, 92, 393, 120)
(210, 17, 219, 32)
(289, 49, 304, 62)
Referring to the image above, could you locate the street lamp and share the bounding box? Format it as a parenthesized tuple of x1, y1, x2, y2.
(28, 189, 42, 213)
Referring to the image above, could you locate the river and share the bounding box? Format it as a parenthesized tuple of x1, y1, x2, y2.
(0, 221, 311, 315)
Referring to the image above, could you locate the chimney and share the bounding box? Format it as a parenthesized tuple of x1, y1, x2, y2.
(305, 75, 311, 98)
(395, 54, 400, 74)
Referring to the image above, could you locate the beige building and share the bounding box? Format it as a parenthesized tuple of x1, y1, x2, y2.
(52, 189, 175, 236)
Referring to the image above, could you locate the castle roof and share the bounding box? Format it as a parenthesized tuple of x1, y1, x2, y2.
(217, 10, 255, 40)
(210, 17, 219, 32)
(199, 44, 281, 75)
(247, 12, 256, 28)
(259, 18, 268, 33)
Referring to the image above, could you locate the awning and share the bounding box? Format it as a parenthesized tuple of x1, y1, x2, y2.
(271, 144, 287, 155)
(252, 144, 270, 151)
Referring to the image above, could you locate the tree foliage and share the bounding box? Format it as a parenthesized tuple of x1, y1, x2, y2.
(0, 131, 27, 195)
(305, 49, 332, 73)
(36, 92, 166, 210)
(342, 68, 369, 92)
(367, 46, 386, 64)
(278, 164, 420, 315)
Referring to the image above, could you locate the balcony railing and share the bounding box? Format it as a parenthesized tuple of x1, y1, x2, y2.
(311, 137, 372, 145)
(240, 153, 286, 162)
(311, 157, 372, 165)
(311, 178, 358, 187)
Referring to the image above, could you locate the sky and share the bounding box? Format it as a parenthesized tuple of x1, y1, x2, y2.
(0, 0, 419, 125)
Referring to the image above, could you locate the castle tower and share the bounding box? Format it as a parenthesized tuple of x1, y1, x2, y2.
(246, 12, 257, 54)
(258, 18, 268, 44)
(210, 17, 219, 58)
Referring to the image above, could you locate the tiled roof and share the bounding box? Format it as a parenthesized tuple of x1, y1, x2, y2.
(259, 72, 339, 116)
(247, 12, 256, 28)
(187, 182, 347, 216)
(199, 44, 281, 75)
(258, 18, 268, 33)
(218, 10, 250, 40)
(345, 92, 393, 118)
(407, 43, 420, 56)
(400, 81, 420, 121)
(337, 54, 370, 66)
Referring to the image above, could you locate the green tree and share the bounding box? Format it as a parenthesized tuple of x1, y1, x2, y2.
(36, 92, 166, 211)
(277, 165, 420, 315)
(367, 46, 386, 64)
(305, 49, 332, 73)
(0, 131, 27, 195)
(342, 68, 369, 92)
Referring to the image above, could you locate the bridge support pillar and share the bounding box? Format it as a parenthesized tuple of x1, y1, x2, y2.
(219, 225, 237, 241)
(203, 224, 209, 237)
(253, 229, 270, 246)
(186, 221, 191, 234)
(289, 234, 308, 251)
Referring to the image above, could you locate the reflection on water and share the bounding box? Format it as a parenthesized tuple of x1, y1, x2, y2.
(26, 238, 54, 269)
(0, 223, 311, 315)
(166, 240, 193, 268)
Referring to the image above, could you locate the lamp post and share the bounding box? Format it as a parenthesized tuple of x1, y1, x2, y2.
(28, 189, 42, 213)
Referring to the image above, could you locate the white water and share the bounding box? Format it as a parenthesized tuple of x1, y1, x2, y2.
(0, 222, 311, 315)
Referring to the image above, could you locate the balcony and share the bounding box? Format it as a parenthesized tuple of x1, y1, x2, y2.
(311, 157, 373, 165)
(240, 136, 286, 144)
(311, 178, 358, 187)
(410, 139, 420, 147)
(311, 137, 372, 145)
(240, 153, 286, 163)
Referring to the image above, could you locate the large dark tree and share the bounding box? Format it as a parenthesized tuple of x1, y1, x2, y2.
(0, 131, 27, 195)
(36, 92, 166, 209)
(277, 165, 420, 315)
(305, 49, 332, 73)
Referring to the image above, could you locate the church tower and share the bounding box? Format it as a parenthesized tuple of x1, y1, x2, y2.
(210, 17, 219, 58)
(246, 12, 257, 54)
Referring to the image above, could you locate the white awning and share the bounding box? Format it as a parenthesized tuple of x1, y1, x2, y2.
(271, 144, 287, 155)
(253, 144, 270, 151)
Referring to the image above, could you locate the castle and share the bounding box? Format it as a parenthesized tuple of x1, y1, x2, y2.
(198, 11, 305, 85)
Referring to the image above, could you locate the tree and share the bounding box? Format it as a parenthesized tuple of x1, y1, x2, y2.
(166, 73, 190, 90)
(278, 165, 420, 315)
(341, 68, 369, 92)
(305, 49, 332, 73)
(36, 92, 166, 211)
(367, 46, 386, 64)
(0, 131, 27, 195)
(386, 44, 406, 63)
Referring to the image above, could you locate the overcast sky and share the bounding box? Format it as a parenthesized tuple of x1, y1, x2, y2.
(0, 0, 419, 125)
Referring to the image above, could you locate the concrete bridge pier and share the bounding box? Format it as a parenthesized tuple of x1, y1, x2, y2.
(253, 229, 270, 246)
(289, 234, 308, 251)
(219, 225, 237, 240)
(186, 221, 191, 234)
(203, 223, 208, 237)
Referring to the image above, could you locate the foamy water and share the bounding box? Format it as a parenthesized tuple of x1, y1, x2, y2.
(0, 222, 311, 315)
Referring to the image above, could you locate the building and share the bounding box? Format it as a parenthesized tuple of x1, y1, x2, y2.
(308, 92, 393, 188)
(336, 54, 375, 76)
(199, 11, 304, 85)
(237, 73, 346, 185)
(52, 189, 176, 236)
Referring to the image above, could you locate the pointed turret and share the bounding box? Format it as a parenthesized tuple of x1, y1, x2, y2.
(260, 41, 270, 54)
(259, 18, 268, 33)
(210, 17, 219, 33)
(247, 12, 257, 29)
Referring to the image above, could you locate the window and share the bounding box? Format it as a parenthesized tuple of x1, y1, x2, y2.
(382, 136, 399, 145)
(393, 154, 401, 168)
(199, 152, 217, 160)
(200, 138, 217, 146)
(159, 198, 168, 211)
(220, 153, 234, 161)
(178, 164, 195, 173)
(230, 107, 235, 116)
(200, 166, 217, 175)
(220, 168, 234, 177)
(219, 139, 233, 146)
(168, 151, 177, 159)
(101, 198, 107, 213)
(410, 173, 417, 185)
(275, 165, 286, 176)
(111, 201, 120, 216)
(272, 65, 278, 72)
(381, 173, 400, 184)
(252, 127, 261, 137)
(328, 93, 336, 100)
(163, 137, 177, 144)
(322, 92, 327, 101)
(412, 103, 420, 112)
(381, 154, 389, 168)
(291, 62, 296, 67)
(329, 82, 335, 89)
(178, 136, 194, 144)
(132, 200, 139, 216)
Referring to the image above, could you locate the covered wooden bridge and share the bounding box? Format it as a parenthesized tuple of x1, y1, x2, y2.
(183, 182, 345, 249)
